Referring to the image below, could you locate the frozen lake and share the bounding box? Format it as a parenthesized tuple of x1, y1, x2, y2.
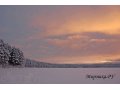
(0, 68, 120, 84)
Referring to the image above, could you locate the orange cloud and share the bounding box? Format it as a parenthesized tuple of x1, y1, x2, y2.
(31, 6, 120, 37)
(28, 6, 120, 64)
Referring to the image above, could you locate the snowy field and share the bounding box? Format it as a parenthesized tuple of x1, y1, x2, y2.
(0, 68, 120, 84)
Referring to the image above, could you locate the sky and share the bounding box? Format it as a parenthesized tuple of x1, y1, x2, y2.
(0, 6, 120, 64)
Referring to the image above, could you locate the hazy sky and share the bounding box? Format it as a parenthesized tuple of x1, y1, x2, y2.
(1, 6, 120, 64)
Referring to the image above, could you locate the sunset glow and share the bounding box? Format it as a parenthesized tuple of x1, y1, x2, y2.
(1, 6, 120, 64)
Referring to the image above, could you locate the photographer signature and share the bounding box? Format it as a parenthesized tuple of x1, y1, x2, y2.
(86, 74, 115, 80)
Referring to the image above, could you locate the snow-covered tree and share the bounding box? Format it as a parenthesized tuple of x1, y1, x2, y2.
(0, 40, 9, 66)
(9, 47, 25, 66)
(0, 39, 25, 67)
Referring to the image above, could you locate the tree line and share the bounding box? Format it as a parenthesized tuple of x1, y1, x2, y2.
(0, 39, 25, 67)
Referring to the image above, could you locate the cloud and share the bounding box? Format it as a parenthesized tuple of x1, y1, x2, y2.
(46, 32, 120, 56)
(31, 6, 120, 38)
(1, 6, 120, 64)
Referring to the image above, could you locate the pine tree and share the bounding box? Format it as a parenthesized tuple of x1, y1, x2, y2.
(0, 40, 9, 66)
(0, 39, 25, 67)
(9, 47, 25, 66)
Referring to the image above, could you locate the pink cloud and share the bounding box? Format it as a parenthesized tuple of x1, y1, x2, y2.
(46, 32, 120, 56)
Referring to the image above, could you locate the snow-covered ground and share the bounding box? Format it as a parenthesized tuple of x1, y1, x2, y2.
(0, 68, 120, 84)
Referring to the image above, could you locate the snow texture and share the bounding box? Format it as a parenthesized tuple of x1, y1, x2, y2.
(0, 68, 120, 84)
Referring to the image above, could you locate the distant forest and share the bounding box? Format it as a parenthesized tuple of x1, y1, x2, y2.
(1, 39, 120, 68)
